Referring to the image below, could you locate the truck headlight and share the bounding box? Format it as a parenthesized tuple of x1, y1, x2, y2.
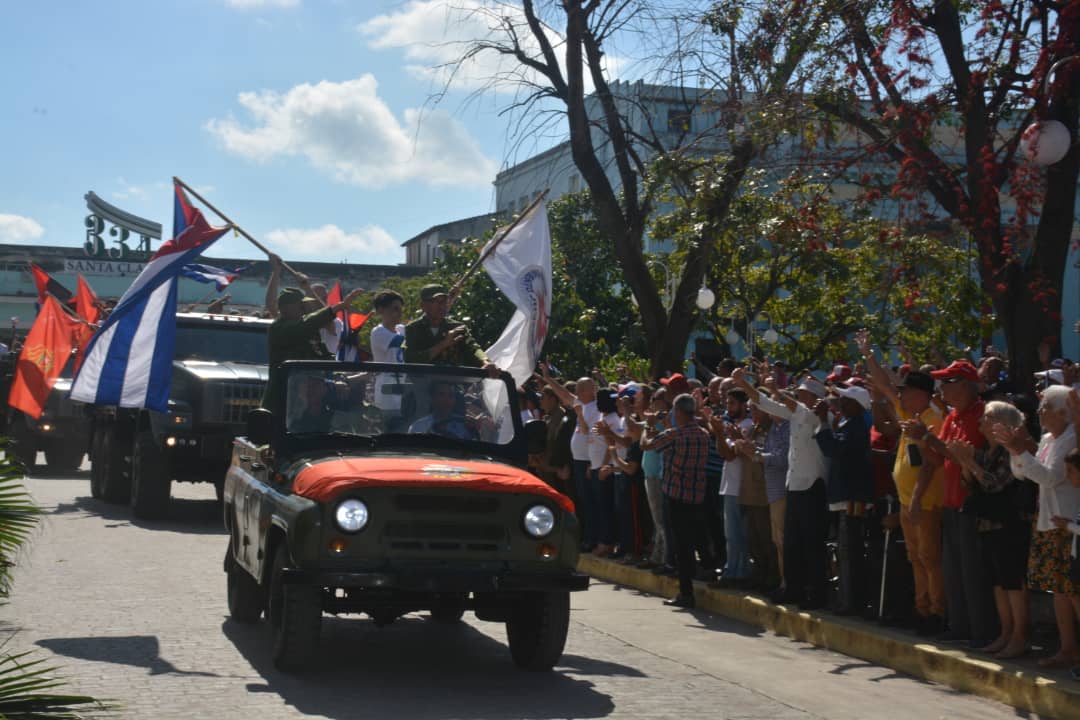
(335, 499, 369, 533)
(523, 505, 555, 538)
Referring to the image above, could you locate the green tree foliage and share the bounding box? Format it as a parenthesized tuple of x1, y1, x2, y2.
(653, 171, 987, 371)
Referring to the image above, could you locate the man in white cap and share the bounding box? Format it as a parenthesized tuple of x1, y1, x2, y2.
(814, 383, 874, 615)
(730, 368, 830, 610)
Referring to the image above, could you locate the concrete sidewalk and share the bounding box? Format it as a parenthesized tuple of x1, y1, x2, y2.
(578, 554, 1080, 720)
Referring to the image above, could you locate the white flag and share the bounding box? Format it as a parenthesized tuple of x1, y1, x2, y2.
(482, 202, 552, 386)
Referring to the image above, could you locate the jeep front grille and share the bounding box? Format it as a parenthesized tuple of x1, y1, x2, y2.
(394, 495, 499, 514)
(383, 522, 505, 553)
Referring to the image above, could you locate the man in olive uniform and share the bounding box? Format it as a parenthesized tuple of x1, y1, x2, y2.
(403, 284, 498, 374)
(263, 285, 363, 409)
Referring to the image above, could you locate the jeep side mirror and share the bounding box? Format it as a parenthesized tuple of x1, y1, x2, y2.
(247, 408, 273, 445)
(525, 419, 547, 455)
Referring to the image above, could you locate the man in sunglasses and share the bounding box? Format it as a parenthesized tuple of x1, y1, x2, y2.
(904, 360, 998, 649)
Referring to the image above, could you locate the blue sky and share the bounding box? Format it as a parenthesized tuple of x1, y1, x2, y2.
(0, 0, 565, 265)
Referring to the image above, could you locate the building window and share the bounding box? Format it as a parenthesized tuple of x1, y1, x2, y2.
(569, 174, 580, 192)
(518, 196, 528, 212)
(667, 108, 692, 133)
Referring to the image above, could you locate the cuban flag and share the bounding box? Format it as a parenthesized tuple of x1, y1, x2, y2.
(71, 182, 230, 411)
(180, 262, 251, 291)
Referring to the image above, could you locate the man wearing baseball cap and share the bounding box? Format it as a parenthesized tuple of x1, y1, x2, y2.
(263, 284, 364, 410)
(403, 284, 497, 373)
(907, 359, 997, 647)
(730, 367, 830, 610)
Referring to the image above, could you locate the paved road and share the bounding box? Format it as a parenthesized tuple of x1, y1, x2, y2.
(2, 461, 1037, 719)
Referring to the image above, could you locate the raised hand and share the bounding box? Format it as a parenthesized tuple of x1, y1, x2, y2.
(855, 328, 871, 356)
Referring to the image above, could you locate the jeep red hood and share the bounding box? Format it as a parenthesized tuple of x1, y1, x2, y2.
(292, 457, 574, 514)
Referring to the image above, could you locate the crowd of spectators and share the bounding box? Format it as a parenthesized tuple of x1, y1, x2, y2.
(525, 339, 1080, 678)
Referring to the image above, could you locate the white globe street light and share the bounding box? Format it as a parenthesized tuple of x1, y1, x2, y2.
(1020, 55, 1080, 167)
(1020, 119, 1071, 166)
(763, 328, 779, 344)
(696, 286, 715, 310)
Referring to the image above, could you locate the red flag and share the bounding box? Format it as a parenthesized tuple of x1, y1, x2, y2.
(8, 295, 81, 419)
(327, 281, 343, 322)
(71, 276, 100, 372)
(348, 311, 370, 331)
(74, 275, 101, 325)
(29, 263, 73, 305)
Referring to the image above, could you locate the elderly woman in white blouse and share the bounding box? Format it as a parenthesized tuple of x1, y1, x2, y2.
(996, 385, 1080, 668)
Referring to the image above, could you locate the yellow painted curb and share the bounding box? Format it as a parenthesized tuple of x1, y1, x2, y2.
(578, 554, 1080, 720)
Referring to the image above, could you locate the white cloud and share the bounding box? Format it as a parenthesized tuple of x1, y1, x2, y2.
(224, 0, 299, 8)
(359, 0, 622, 93)
(265, 224, 400, 262)
(205, 74, 495, 188)
(0, 214, 45, 244)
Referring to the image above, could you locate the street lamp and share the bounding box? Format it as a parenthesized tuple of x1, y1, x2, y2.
(1021, 55, 1080, 166)
(696, 286, 715, 310)
(647, 258, 677, 312)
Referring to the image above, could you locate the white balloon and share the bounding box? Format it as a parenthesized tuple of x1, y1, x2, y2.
(1020, 120, 1071, 166)
(696, 287, 716, 310)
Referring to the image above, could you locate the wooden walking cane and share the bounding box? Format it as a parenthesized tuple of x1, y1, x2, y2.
(446, 189, 549, 307)
(172, 177, 305, 279)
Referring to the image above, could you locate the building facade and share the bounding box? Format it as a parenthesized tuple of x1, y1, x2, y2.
(0, 243, 425, 335)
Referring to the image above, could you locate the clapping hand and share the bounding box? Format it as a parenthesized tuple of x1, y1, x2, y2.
(899, 418, 928, 440)
(990, 422, 1029, 455)
(1050, 515, 1070, 530)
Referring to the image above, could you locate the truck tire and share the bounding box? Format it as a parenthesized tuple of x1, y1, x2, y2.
(268, 545, 321, 671)
(226, 540, 265, 623)
(90, 425, 129, 503)
(505, 591, 570, 671)
(45, 444, 84, 474)
(8, 418, 36, 474)
(131, 431, 170, 520)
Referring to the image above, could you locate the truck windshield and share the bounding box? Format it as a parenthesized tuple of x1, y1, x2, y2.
(175, 323, 268, 364)
(284, 367, 516, 446)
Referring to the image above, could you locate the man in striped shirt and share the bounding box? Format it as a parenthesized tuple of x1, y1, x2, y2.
(642, 393, 711, 609)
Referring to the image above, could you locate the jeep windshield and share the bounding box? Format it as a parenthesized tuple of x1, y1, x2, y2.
(282, 364, 518, 449)
(175, 323, 268, 364)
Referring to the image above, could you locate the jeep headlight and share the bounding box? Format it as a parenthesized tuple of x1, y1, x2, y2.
(523, 505, 555, 538)
(335, 499, 369, 533)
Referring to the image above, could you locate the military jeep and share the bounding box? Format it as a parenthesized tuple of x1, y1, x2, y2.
(223, 360, 587, 672)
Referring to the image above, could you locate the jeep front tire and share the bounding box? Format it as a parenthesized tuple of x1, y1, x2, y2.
(226, 540, 265, 623)
(505, 591, 570, 671)
(268, 544, 321, 671)
(131, 430, 170, 520)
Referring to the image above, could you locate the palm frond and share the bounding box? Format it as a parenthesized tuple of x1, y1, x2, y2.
(0, 652, 115, 718)
(0, 443, 41, 599)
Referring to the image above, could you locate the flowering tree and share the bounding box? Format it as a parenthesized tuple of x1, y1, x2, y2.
(439, 0, 842, 376)
(813, 0, 1080, 390)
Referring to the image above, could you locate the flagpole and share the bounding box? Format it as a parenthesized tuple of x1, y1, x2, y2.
(172, 176, 304, 279)
(447, 189, 548, 304)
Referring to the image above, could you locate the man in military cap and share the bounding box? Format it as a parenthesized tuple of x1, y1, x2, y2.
(403, 284, 498, 374)
(263, 285, 364, 409)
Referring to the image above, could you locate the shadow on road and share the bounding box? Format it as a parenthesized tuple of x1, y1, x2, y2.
(48, 494, 227, 536)
(222, 614, 618, 719)
(37, 635, 220, 677)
